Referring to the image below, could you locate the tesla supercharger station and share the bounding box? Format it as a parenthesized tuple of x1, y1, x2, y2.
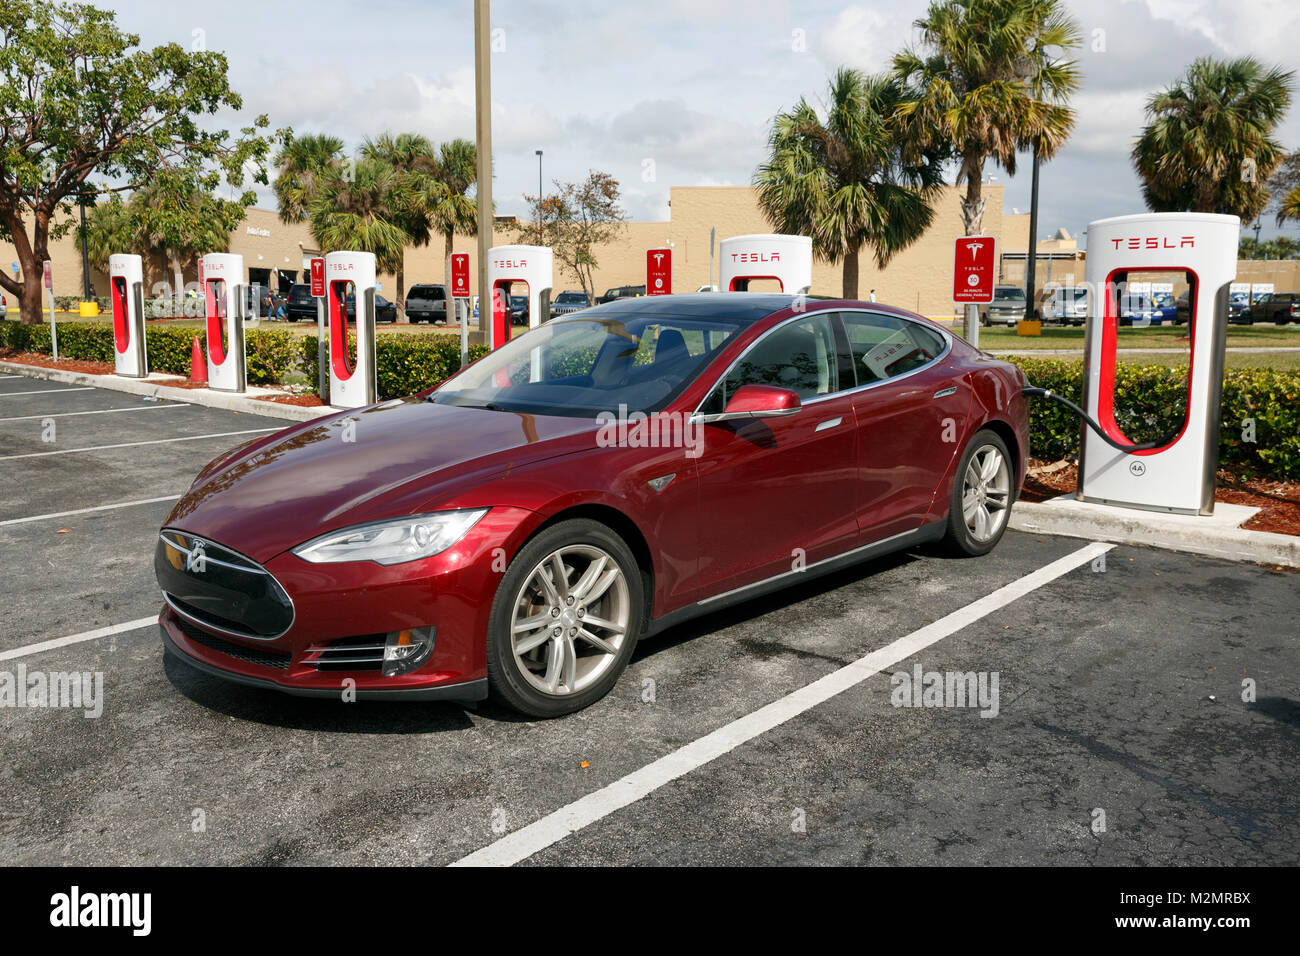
(108, 253, 147, 378)
(201, 253, 247, 392)
(487, 245, 553, 349)
(326, 250, 378, 408)
(719, 234, 813, 294)
(1080, 212, 1238, 515)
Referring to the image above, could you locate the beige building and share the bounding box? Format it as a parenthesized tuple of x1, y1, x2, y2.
(9, 185, 1299, 319)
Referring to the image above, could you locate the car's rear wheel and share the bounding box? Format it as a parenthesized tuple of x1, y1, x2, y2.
(942, 430, 1014, 557)
(486, 519, 643, 717)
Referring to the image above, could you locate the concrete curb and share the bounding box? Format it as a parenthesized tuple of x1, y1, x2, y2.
(0, 360, 339, 423)
(1010, 496, 1300, 569)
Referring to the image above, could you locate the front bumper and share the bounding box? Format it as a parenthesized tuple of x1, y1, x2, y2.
(156, 505, 540, 701)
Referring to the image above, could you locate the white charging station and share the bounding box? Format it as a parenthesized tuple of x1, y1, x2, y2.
(108, 253, 147, 378)
(719, 234, 813, 294)
(201, 253, 246, 393)
(1080, 212, 1238, 515)
(487, 245, 553, 349)
(326, 250, 378, 408)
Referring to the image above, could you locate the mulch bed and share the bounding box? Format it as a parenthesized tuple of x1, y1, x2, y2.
(254, 393, 326, 407)
(0, 349, 116, 376)
(1023, 457, 1300, 536)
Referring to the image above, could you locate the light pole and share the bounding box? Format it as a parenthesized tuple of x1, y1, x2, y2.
(535, 150, 543, 199)
(474, 0, 493, 341)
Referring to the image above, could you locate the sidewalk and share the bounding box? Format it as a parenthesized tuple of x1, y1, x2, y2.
(1010, 495, 1299, 569)
(0, 359, 338, 423)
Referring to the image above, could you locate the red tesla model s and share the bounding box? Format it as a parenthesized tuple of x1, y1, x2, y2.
(156, 294, 1028, 716)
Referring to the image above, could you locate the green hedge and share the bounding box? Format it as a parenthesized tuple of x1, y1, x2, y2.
(1010, 357, 1300, 480)
(299, 335, 490, 400)
(0, 320, 298, 385)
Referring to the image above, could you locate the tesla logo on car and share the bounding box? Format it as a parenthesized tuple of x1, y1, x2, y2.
(1111, 236, 1195, 250)
(185, 540, 207, 573)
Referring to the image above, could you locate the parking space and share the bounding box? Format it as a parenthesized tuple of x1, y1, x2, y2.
(0, 380, 1296, 866)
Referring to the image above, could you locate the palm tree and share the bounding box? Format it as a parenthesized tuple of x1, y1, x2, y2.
(893, 0, 1081, 236)
(273, 133, 345, 225)
(1133, 57, 1294, 220)
(78, 195, 139, 274)
(1275, 185, 1300, 227)
(426, 138, 481, 268)
(308, 156, 410, 281)
(754, 69, 947, 298)
(361, 133, 449, 320)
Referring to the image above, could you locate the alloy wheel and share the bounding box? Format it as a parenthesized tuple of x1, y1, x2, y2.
(961, 444, 1011, 543)
(509, 544, 630, 697)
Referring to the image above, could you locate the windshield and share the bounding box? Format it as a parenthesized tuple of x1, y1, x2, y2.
(556, 292, 587, 304)
(994, 288, 1025, 302)
(431, 315, 742, 417)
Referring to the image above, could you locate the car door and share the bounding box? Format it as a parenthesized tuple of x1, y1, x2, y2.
(692, 312, 859, 596)
(838, 311, 969, 542)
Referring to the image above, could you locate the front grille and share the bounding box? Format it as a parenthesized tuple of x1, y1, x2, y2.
(177, 618, 291, 670)
(155, 530, 295, 639)
(301, 636, 387, 671)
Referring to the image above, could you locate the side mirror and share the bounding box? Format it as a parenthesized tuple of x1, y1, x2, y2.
(692, 384, 802, 424)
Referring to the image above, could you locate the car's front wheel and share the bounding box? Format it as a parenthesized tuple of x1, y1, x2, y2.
(942, 430, 1014, 556)
(486, 519, 644, 717)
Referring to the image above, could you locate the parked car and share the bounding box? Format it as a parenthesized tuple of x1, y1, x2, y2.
(1045, 286, 1087, 326)
(550, 290, 591, 317)
(596, 284, 646, 304)
(285, 283, 316, 322)
(405, 284, 448, 323)
(1243, 291, 1300, 325)
(979, 286, 1027, 326)
(155, 293, 1028, 716)
(1228, 292, 1251, 324)
(1118, 294, 1165, 327)
(0, 293, 6, 317)
(510, 295, 529, 324)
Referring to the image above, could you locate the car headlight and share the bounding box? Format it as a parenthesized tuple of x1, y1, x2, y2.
(292, 509, 488, 565)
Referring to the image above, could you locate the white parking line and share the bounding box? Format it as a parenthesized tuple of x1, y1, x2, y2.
(0, 387, 96, 398)
(0, 616, 157, 662)
(0, 494, 182, 528)
(0, 404, 189, 423)
(0, 427, 277, 461)
(451, 540, 1116, 867)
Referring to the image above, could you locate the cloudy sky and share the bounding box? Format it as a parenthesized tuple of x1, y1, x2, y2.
(106, 0, 1300, 247)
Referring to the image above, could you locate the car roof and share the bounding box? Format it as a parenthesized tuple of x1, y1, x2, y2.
(571, 292, 840, 324)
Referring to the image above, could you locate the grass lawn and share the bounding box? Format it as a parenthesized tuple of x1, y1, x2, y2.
(929, 320, 1300, 350)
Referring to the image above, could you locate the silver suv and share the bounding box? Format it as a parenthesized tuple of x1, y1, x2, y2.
(980, 286, 1027, 327)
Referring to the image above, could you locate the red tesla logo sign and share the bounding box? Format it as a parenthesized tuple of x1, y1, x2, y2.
(953, 236, 996, 303)
(450, 253, 470, 297)
(647, 247, 671, 296)
(310, 258, 325, 297)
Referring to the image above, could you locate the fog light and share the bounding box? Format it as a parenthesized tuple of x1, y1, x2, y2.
(382, 627, 435, 677)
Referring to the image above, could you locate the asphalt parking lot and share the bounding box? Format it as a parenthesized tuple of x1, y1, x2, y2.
(0, 373, 1297, 866)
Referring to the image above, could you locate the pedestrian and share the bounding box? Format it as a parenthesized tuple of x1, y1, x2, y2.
(868, 289, 877, 303)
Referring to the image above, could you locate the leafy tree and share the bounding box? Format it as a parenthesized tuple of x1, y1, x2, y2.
(274, 133, 345, 225)
(1271, 150, 1300, 227)
(1132, 57, 1294, 220)
(0, 0, 282, 323)
(894, 0, 1081, 237)
(516, 171, 627, 301)
(754, 69, 946, 298)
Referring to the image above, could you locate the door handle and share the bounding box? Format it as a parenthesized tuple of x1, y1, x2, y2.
(815, 417, 842, 432)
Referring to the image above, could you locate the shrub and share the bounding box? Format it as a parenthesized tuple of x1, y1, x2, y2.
(1009, 357, 1300, 480)
(299, 334, 489, 399)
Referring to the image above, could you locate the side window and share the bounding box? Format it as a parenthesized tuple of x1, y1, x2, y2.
(722, 314, 838, 402)
(840, 312, 945, 384)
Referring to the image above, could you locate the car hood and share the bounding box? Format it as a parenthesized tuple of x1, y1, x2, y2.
(164, 397, 599, 563)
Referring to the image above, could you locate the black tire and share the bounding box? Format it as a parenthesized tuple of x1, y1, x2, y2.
(485, 519, 644, 717)
(941, 429, 1015, 557)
